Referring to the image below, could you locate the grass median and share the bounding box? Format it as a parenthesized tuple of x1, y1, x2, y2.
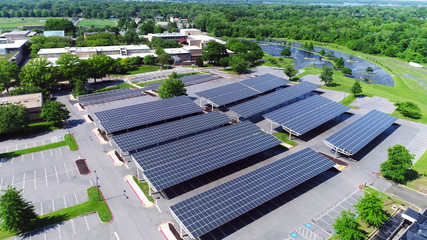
(273, 132, 297, 146)
(0, 134, 78, 159)
(133, 176, 154, 202)
(406, 150, 427, 194)
(0, 187, 112, 239)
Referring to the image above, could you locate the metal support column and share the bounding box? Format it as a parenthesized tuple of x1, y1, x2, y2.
(334, 149, 338, 158)
(137, 167, 140, 181)
(270, 121, 273, 134)
(288, 132, 292, 140)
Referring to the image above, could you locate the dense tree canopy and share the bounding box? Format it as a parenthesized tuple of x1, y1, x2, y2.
(0, 105, 28, 135)
(40, 100, 70, 124)
(157, 78, 187, 99)
(0, 60, 19, 93)
(354, 192, 388, 227)
(380, 144, 414, 183)
(332, 210, 366, 240)
(19, 57, 56, 91)
(44, 18, 76, 36)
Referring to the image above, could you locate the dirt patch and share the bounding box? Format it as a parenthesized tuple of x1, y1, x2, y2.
(169, 223, 184, 240)
(75, 159, 91, 175)
(114, 151, 125, 163)
(319, 152, 348, 166)
(98, 129, 109, 142)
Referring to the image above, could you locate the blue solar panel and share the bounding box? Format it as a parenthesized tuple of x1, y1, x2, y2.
(324, 110, 397, 155)
(132, 121, 261, 171)
(78, 88, 144, 106)
(240, 74, 289, 92)
(144, 132, 281, 191)
(208, 87, 261, 107)
(170, 148, 335, 239)
(264, 95, 350, 135)
(195, 83, 248, 99)
(230, 81, 319, 118)
(113, 112, 230, 153)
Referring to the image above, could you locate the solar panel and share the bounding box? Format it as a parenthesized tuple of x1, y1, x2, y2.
(181, 74, 218, 86)
(144, 132, 281, 191)
(112, 112, 230, 153)
(207, 87, 261, 107)
(132, 121, 261, 171)
(170, 148, 335, 239)
(324, 110, 397, 155)
(95, 95, 192, 122)
(230, 81, 320, 118)
(264, 95, 350, 135)
(78, 89, 144, 106)
(240, 74, 289, 92)
(195, 82, 250, 99)
(101, 103, 202, 134)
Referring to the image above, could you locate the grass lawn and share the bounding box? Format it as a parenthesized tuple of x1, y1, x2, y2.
(94, 83, 136, 93)
(0, 134, 77, 159)
(77, 19, 116, 27)
(339, 94, 360, 109)
(273, 132, 297, 146)
(262, 52, 293, 68)
(133, 176, 154, 202)
(136, 79, 165, 88)
(0, 52, 17, 61)
(0, 17, 46, 29)
(406, 150, 427, 194)
(111, 65, 164, 76)
(0, 187, 112, 239)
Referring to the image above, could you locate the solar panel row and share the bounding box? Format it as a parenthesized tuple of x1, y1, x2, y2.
(79, 89, 144, 106)
(240, 74, 289, 92)
(230, 81, 320, 118)
(143, 74, 218, 91)
(144, 132, 281, 191)
(112, 112, 230, 153)
(132, 121, 261, 171)
(324, 110, 397, 155)
(264, 95, 350, 135)
(170, 148, 335, 239)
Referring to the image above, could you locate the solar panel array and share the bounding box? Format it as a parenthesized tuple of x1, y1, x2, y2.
(240, 74, 289, 92)
(144, 131, 281, 191)
(264, 95, 350, 135)
(194, 74, 289, 107)
(324, 110, 397, 155)
(132, 121, 261, 171)
(78, 88, 144, 106)
(170, 148, 335, 239)
(94, 96, 203, 134)
(230, 81, 320, 118)
(142, 74, 219, 91)
(112, 112, 230, 153)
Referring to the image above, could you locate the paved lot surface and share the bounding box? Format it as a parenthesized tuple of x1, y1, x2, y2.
(1, 65, 425, 240)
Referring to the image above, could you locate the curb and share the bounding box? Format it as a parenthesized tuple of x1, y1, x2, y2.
(69, 134, 79, 151)
(124, 176, 154, 208)
(288, 144, 298, 150)
(96, 187, 114, 223)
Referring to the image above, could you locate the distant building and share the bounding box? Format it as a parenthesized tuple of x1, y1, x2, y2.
(0, 30, 31, 40)
(19, 25, 44, 30)
(409, 62, 424, 68)
(180, 29, 202, 36)
(144, 32, 187, 42)
(155, 22, 169, 28)
(37, 45, 154, 64)
(1, 93, 43, 122)
(169, 17, 188, 23)
(43, 31, 65, 37)
(400, 208, 427, 239)
(0, 39, 29, 64)
(187, 34, 226, 48)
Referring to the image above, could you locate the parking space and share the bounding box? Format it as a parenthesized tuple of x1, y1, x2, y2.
(286, 188, 364, 240)
(0, 146, 68, 169)
(0, 136, 63, 154)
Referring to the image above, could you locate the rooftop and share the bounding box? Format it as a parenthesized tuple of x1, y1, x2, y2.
(0, 39, 29, 50)
(164, 48, 189, 54)
(38, 45, 150, 55)
(1, 93, 43, 109)
(43, 31, 65, 37)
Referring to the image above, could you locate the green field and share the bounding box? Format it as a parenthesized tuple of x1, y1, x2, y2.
(77, 19, 116, 27)
(406, 150, 427, 194)
(0, 18, 46, 30)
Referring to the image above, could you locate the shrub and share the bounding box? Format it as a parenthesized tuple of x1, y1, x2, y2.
(395, 102, 422, 119)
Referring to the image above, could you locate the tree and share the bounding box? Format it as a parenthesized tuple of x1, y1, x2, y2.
(19, 57, 56, 91)
(354, 191, 388, 227)
(157, 79, 186, 99)
(202, 41, 228, 65)
(229, 55, 250, 74)
(334, 57, 345, 69)
(86, 55, 114, 83)
(40, 100, 70, 125)
(332, 210, 365, 240)
(342, 66, 352, 75)
(44, 18, 76, 35)
(284, 64, 298, 80)
(0, 105, 28, 134)
(380, 144, 414, 183)
(124, 30, 139, 44)
(308, 42, 314, 51)
(0, 186, 37, 232)
(394, 102, 422, 119)
(281, 48, 291, 57)
(219, 57, 229, 68)
(366, 66, 374, 73)
(158, 53, 171, 67)
(0, 60, 19, 93)
(363, 77, 370, 82)
(196, 57, 204, 67)
(56, 54, 87, 87)
(319, 49, 326, 55)
(143, 55, 156, 65)
(320, 66, 334, 86)
(350, 80, 362, 96)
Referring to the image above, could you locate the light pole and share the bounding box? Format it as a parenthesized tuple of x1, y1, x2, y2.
(94, 170, 100, 202)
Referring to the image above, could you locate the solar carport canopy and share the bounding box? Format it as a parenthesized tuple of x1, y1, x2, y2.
(94, 96, 202, 134)
(194, 74, 288, 107)
(230, 81, 319, 118)
(132, 121, 261, 171)
(112, 112, 230, 153)
(240, 74, 289, 92)
(78, 88, 144, 106)
(324, 110, 397, 155)
(264, 95, 350, 135)
(170, 148, 335, 239)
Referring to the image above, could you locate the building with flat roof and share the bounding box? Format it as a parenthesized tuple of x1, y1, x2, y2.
(180, 29, 202, 36)
(187, 34, 226, 48)
(0, 30, 31, 40)
(38, 45, 154, 64)
(43, 31, 65, 37)
(1, 93, 43, 121)
(144, 32, 188, 42)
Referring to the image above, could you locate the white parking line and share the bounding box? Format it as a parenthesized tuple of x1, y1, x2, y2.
(21, 155, 24, 163)
(64, 163, 70, 180)
(11, 174, 15, 186)
(71, 219, 76, 235)
(90, 180, 93, 186)
(125, 164, 129, 169)
(54, 165, 59, 183)
(52, 199, 55, 211)
(44, 232, 47, 240)
(41, 150, 43, 158)
(45, 168, 48, 186)
(155, 204, 162, 213)
(50, 149, 53, 156)
(40, 202, 43, 215)
(32, 153, 34, 161)
(63, 195, 67, 208)
(114, 232, 120, 240)
(34, 170, 37, 189)
(11, 157, 14, 165)
(0, 177, 3, 190)
(74, 192, 79, 204)
(84, 216, 90, 230)
(58, 224, 62, 239)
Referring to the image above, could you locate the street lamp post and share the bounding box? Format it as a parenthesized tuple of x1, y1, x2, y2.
(94, 170, 100, 202)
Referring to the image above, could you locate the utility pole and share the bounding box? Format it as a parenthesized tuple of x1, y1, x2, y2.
(94, 170, 100, 201)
